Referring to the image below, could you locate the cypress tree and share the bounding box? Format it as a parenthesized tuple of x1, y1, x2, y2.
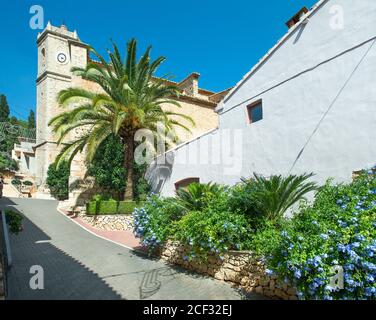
(0, 94, 10, 122)
(28, 110, 36, 129)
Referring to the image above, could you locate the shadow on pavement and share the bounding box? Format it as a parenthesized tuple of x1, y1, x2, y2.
(0, 197, 123, 300)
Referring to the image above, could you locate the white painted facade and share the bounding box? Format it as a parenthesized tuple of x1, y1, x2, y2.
(147, 0, 376, 196)
(12, 139, 37, 176)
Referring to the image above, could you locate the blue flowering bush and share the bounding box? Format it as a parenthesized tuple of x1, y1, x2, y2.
(266, 167, 376, 300)
(133, 195, 183, 247)
(173, 196, 253, 260)
(134, 191, 253, 259)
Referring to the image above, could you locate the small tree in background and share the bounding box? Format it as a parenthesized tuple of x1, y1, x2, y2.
(0, 153, 18, 172)
(46, 161, 70, 200)
(0, 94, 10, 122)
(87, 134, 151, 200)
(28, 110, 36, 129)
(87, 135, 126, 200)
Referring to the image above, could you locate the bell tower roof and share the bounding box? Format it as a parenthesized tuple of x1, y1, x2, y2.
(37, 22, 87, 47)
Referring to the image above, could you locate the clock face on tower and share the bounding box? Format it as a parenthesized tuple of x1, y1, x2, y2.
(57, 52, 68, 64)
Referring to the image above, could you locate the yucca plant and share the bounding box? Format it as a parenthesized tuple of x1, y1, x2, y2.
(240, 173, 318, 224)
(49, 39, 194, 200)
(175, 182, 224, 212)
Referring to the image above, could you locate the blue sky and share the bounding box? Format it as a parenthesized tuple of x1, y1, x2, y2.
(0, 0, 317, 119)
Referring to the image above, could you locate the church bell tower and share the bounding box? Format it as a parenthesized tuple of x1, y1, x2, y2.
(35, 22, 89, 190)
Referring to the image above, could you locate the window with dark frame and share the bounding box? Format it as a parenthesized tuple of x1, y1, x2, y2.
(247, 101, 263, 124)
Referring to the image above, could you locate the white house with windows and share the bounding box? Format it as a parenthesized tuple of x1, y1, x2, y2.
(147, 0, 376, 196)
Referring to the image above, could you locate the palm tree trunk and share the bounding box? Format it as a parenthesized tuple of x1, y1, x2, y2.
(123, 134, 135, 201)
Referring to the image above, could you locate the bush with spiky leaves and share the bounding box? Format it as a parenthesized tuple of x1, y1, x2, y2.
(229, 173, 318, 227)
(175, 182, 225, 212)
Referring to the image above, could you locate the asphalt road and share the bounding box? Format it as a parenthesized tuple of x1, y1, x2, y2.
(0, 197, 248, 300)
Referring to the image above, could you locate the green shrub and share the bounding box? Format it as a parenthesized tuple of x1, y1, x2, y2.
(86, 201, 98, 215)
(266, 168, 376, 300)
(134, 193, 253, 259)
(87, 135, 151, 200)
(5, 209, 23, 234)
(0, 153, 18, 171)
(87, 135, 126, 195)
(97, 200, 118, 215)
(135, 176, 151, 201)
(11, 179, 21, 186)
(118, 201, 139, 214)
(22, 180, 33, 186)
(86, 199, 144, 215)
(91, 194, 114, 202)
(134, 195, 184, 246)
(173, 197, 253, 260)
(249, 220, 286, 258)
(176, 182, 225, 212)
(46, 161, 70, 200)
(228, 173, 317, 227)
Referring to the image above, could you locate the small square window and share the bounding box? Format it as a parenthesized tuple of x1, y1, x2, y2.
(247, 101, 263, 124)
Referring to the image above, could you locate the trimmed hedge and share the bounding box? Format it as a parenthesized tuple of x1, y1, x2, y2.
(118, 201, 139, 215)
(86, 200, 143, 215)
(87, 201, 97, 215)
(98, 200, 118, 215)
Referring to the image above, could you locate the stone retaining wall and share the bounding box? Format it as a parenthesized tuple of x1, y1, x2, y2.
(158, 241, 298, 300)
(78, 214, 134, 232)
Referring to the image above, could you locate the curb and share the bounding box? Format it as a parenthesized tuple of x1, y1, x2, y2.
(56, 206, 148, 256)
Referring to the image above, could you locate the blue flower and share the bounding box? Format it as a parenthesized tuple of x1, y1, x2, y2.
(265, 269, 274, 276)
(338, 220, 347, 228)
(365, 287, 376, 296)
(345, 264, 355, 271)
(294, 270, 302, 279)
(320, 234, 329, 240)
(312, 220, 319, 227)
(346, 279, 357, 287)
(337, 244, 346, 253)
(281, 231, 289, 237)
(366, 275, 374, 283)
(350, 218, 358, 224)
(355, 235, 366, 242)
(351, 242, 361, 248)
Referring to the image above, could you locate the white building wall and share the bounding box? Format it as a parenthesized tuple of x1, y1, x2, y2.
(148, 0, 376, 196)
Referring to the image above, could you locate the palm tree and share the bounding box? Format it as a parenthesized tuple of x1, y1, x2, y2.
(175, 182, 224, 212)
(241, 173, 318, 223)
(49, 40, 195, 200)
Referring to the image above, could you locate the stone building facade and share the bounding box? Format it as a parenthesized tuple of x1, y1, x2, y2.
(33, 23, 229, 200)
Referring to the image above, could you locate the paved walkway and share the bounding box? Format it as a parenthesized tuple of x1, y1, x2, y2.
(0, 197, 250, 300)
(59, 209, 145, 250)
